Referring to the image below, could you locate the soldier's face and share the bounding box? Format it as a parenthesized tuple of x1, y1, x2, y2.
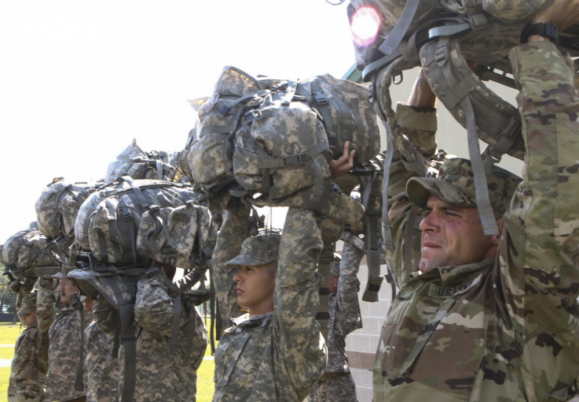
(419, 195, 500, 272)
(57, 279, 79, 306)
(20, 310, 37, 327)
(233, 263, 276, 315)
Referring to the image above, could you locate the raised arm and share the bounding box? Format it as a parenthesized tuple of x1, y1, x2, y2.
(272, 207, 326, 400)
(386, 71, 439, 285)
(336, 231, 364, 336)
(36, 277, 56, 334)
(505, 38, 579, 335)
(212, 201, 250, 325)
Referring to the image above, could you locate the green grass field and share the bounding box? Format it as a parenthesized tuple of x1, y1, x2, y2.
(0, 322, 215, 402)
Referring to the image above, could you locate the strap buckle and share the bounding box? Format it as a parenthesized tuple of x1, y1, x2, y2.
(313, 91, 328, 106)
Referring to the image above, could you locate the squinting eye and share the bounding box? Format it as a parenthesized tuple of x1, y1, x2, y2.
(350, 6, 382, 47)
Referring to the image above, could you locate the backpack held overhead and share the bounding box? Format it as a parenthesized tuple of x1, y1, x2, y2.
(74, 176, 213, 270)
(348, 0, 579, 238)
(35, 178, 98, 245)
(0, 229, 60, 279)
(106, 139, 179, 183)
(182, 66, 376, 223)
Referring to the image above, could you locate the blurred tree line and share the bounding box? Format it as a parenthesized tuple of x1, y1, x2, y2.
(0, 263, 17, 314)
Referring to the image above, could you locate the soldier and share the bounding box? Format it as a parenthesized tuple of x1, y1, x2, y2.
(8, 291, 50, 402)
(212, 209, 328, 402)
(374, 6, 579, 401)
(40, 273, 92, 402)
(84, 295, 120, 402)
(310, 231, 364, 402)
(117, 263, 208, 402)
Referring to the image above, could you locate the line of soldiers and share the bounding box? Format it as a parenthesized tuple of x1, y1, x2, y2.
(5, 1, 579, 402)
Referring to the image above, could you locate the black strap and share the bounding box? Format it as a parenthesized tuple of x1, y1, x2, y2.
(72, 295, 85, 392)
(317, 240, 335, 341)
(119, 302, 137, 402)
(362, 215, 384, 302)
(170, 293, 182, 355)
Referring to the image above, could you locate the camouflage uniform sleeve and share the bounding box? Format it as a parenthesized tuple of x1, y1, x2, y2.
(212, 202, 250, 325)
(336, 231, 364, 335)
(15, 276, 36, 311)
(386, 104, 438, 285)
(36, 278, 55, 334)
(10, 327, 46, 402)
(505, 41, 579, 335)
(272, 207, 327, 398)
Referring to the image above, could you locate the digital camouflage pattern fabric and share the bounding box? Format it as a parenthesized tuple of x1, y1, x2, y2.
(118, 269, 207, 402)
(8, 291, 49, 402)
(310, 231, 364, 402)
(374, 42, 579, 401)
(85, 297, 121, 402)
(39, 278, 91, 402)
(213, 208, 327, 402)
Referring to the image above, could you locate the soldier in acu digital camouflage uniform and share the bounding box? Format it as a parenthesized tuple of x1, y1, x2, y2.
(39, 272, 92, 402)
(84, 295, 120, 402)
(117, 263, 207, 402)
(374, 5, 579, 401)
(309, 231, 364, 402)
(8, 291, 49, 402)
(212, 208, 328, 402)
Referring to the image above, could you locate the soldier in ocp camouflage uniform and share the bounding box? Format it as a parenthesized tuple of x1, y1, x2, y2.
(373, 31, 579, 402)
(8, 291, 49, 402)
(84, 295, 120, 402)
(213, 207, 327, 402)
(118, 264, 207, 402)
(40, 273, 92, 402)
(309, 231, 364, 402)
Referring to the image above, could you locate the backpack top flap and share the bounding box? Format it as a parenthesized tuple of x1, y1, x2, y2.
(75, 178, 198, 267)
(36, 178, 96, 241)
(1, 229, 59, 270)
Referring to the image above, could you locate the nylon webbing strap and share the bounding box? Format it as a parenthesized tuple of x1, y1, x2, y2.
(72, 295, 85, 392)
(119, 199, 138, 266)
(381, 118, 395, 250)
(156, 160, 163, 180)
(378, 0, 421, 56)
(404, 205, 420, 285)
(170, 293, 182, 355)
(362, 216, 383, 302)
(316, 240, 335, 341)
(119, 302, 137, 402)
(431, 37, 498, 235)
(399, 297, 456, 376)
(462, 96, 499, 235)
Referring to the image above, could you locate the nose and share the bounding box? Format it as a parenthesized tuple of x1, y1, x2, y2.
(233, 269, 242, 283)
(419, 210, 439, 233)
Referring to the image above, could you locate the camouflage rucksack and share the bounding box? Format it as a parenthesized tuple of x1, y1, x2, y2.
(106, 140, 178, 182)
(0, 229, 60, 279)
(347, 0, 579, 237)
(74, 176, 213, 269)
(35, 178, 98, 246)
(184, 66, 380, 202)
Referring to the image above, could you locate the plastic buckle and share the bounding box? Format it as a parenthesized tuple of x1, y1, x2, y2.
(148, 204, 160, 212)
(481, 146, 501, 176)
(313, 91, 328, 106)
(469, 14, 487, 31)
(286, 153, 307, 166)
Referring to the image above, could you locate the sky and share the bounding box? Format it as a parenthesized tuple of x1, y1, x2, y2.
(0, 0, 357, 244)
